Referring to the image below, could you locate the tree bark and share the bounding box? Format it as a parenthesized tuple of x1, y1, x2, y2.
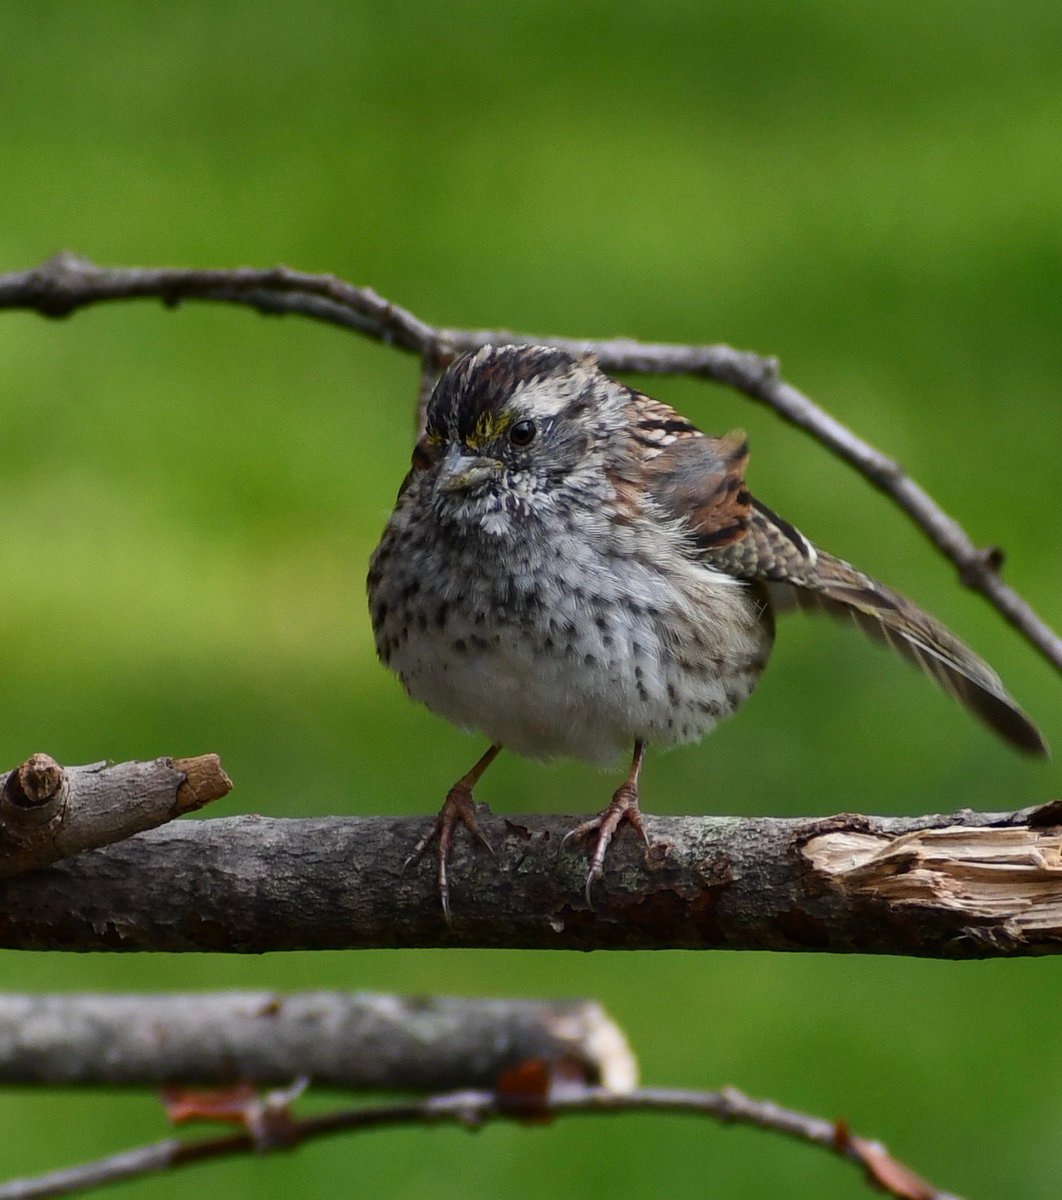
(0, 754, 230, 876)
(0, 991, 636, 1092)
(2, 804, 1060, 955)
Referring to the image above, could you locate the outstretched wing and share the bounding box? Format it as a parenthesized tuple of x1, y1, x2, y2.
(646, 426, 1047, 756)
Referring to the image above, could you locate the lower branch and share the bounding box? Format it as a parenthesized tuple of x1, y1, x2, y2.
(0, 1081, 961, 1200)
(0, 991, 636, 1092)
(1, 803, 1059, 954)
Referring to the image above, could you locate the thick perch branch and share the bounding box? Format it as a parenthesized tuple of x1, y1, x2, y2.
(0, 753, 230, 876)
(0, 991, 636, 1092)
(3, 802, 1060, 955)
(0, 253, 1057, 674)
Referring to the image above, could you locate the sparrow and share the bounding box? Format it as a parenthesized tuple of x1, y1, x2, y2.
(367, 344, 1046, 917)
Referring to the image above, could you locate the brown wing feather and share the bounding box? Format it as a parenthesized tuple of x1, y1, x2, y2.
(645, 428, 753, 548)
(737, 501, 1046, 755)
(647, 432, 1047, 756)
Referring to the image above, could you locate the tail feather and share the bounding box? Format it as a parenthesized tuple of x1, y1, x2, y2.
(705, 496, 1049, 757)
(770, 549, 1048, 756)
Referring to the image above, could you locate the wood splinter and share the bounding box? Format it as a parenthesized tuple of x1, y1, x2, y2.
(803, 822, 1062, 942)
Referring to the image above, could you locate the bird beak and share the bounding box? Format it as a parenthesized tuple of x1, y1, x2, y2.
(435, 444, 501, 493)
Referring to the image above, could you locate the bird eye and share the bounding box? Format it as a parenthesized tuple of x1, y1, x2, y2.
(509, 419, 536, 447)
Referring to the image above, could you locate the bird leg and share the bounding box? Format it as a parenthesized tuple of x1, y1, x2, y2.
(403, 743, 500, 922)
(563, 740, 649, 905)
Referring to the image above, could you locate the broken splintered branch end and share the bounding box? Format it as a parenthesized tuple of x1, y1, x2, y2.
(7, 754, 64, 807)
(172, 755, 233, 813)
(0, 753, 66, 829)
(0, 751, 232, 878)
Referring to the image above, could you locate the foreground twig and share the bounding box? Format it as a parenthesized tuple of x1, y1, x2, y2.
(0, 753, 230, 877)
(0, 991, 636, 1092)
(0, 253, 1056, 673)
(3, 800, 1061, 954)
(0, 1081, 961, 1200)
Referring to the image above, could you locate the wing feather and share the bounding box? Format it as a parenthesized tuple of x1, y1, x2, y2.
(646, 432, 1047, 756)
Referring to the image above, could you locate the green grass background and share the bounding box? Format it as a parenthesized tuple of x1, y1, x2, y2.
(1, 3, 1060, 1197)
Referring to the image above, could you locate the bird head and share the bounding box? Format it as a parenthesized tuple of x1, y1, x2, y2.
(406, 345, 620, 532)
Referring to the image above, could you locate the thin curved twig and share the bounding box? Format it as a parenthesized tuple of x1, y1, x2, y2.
(0, 1082, 961, 1200)
(0, 252, 1057, 673)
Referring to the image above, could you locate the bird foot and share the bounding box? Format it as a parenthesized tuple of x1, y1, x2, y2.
(403, 781, 495, 923)
(562, 781, 649, 907)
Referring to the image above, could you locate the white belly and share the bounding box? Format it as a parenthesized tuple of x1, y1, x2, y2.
(385, 552, 772, 764)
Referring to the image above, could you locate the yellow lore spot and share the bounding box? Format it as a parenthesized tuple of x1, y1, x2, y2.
(465, 410, 512, 449)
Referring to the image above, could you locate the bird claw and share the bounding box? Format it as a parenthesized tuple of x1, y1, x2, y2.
(403, 783, 494, 923)
(564, 783, 648, 908)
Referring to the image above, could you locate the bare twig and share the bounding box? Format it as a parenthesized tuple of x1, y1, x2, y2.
(3, 800, 1062, 955)
(0, 991, 637, 1092)
(0, 753, 230, 877)
(0, 1081, 961, 1200)
(0, 253, 1056, 673)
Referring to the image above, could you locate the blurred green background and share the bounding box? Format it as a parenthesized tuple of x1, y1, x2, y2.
(1, 2, 1060, 1197)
